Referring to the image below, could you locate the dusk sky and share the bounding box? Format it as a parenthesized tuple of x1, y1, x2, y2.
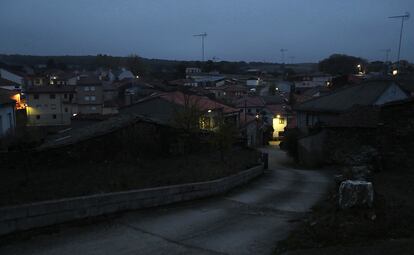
(1, 0, 413, 63)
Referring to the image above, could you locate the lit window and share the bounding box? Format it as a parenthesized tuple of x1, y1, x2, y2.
(84, 96, 90, 101)
(91, 106, 96, 111)
(84, 86, 90, 91)
(90, 96, 96, 101)
(279, 118, 285, 124)
(90, 86, 95, 91)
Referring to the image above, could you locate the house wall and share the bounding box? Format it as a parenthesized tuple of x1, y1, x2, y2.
(272, 116, 287, 138)
(76, 85, 103, 114)
(26, 93, 74, 126)
(374, 83, 408, 105)
(0, 104, 15, 136)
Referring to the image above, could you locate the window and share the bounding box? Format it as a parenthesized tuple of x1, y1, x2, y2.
(248, 109, 251, 113)
(91, 106, 96, 111)
(84, 96, 90, 101)
(90, 86, 95, 91)
(90, 96, 96, 101)
(84, 86, 90, 91)
(51, 104, 56, 110)
(34, 94, 39, 99)
(36, 115, 40, 120)
(52, 114, 57, 119)
(64, 94, 67, 99)
(279, 118, 285, 124)
(64, 108, 68, 113)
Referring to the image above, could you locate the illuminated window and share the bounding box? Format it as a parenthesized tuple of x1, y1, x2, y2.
(90, 96, 96, 101)
(84, 86, 90, 91)
(279, 118, 285, 124)
(84, 96, 90, 101)
(90, 86, 95, 91)
(91, 106, 96, 111)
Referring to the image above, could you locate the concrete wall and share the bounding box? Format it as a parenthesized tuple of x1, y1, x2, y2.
(0, 164, 263, 236)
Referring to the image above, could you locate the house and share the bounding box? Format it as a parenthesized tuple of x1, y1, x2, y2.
(295, 80, 409, 132)
(0, 68, 24, 91)
(121, 91, 240, 130)
(26, 86, 76, 126)
(236, 96, 266, 116)
(75, 76, 104, 115)
(0, 94, 16, 136)
(292, 73, 333, 89)
(239, 115, 263, 147)
(265, 104, 289, 139)
(246, 77, 263, 87)
(169, 78, 198, 87)
(115, 68, 135, 80)
(185, 67, 202, 77)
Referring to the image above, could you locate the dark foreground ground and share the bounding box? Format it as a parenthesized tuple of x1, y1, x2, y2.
(0, 147, 259, 207)
(0, 145, 332, 255)
(275, 169, 414, 254)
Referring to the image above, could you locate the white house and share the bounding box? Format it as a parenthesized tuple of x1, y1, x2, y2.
(0, 95, 16, 136)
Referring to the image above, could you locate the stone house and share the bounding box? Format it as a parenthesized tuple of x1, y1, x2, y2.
(295, 80, 409, 134)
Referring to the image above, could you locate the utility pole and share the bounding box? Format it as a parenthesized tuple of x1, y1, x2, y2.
(389, 12, 410, 69)
(193, 33, 208, 62)
(380, 49, 391, 63)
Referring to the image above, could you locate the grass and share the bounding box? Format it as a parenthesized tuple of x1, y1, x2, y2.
(274, 170, 414, 254)
(0, 147, 260, 207)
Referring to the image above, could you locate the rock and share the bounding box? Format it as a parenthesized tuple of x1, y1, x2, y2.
(339, 180, 374, 209)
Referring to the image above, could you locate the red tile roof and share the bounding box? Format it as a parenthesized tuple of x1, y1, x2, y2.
(149, 91, 239, 114)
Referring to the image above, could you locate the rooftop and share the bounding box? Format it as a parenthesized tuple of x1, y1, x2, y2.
(26, 85, 76, 94)
(295, 80, 406, 113)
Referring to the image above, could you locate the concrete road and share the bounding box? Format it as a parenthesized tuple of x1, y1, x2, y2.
(0, 145, 332, 255)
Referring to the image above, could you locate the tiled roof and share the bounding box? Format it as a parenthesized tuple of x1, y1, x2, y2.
(155, 91, 239, 114)
(235, 96, 265, 108)
(26, 85, 76, 94)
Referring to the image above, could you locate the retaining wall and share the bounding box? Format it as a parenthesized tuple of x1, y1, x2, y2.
(0, 164, 264, 236)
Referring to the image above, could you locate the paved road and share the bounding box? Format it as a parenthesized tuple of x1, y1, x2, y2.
(0, 145, 332, 255)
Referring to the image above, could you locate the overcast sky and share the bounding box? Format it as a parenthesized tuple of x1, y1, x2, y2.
(0, 0, 413, 63)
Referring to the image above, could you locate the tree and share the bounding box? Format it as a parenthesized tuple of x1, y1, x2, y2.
(125, 54, 147, 77)
(210, 119, 237, 161)
(173, 94, 202, 134)
(319, 54, 367, 75)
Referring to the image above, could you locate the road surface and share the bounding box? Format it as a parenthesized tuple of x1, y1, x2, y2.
(0, 145, 332, 255)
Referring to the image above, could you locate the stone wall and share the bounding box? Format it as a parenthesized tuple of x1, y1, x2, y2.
(379, 101, 414, 171)
(0, 164, 264, 237)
